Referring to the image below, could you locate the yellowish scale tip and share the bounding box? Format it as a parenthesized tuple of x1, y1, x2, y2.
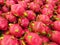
(16, 44, 19, 45)
(0, 37, 4, 40)
(22, 40, 26, 45)
(19, 19, 21, 22)
(15, 29, 19, 32)
(6, 31, 9, 34)
(7, 12, 10, 14)
(9, 23, 13, 27)
(46, 5, 48, 8)
(54, 12, 57, 14)
(53, 15, 56, 18)
(56, 18, 60, 20)
(43, 24, 46, 27)
(11, 36, 14, 39)
(20, 37, 24, 40)
(32, 23, 34, 26)
(14, 14, 18, 17)
(42, 32, 46, 35)
(47, 34, 51, 38)
(46, 0, 48, 2)
(24, 12, 28, 17)
(51, 24, 53, 26)
(28, 36, 32, 39)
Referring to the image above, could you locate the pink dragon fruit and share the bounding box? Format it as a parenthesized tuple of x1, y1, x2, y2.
(24, 10, 36, 21)
(11, 4, 25, 17)
(5, 0, 15, 7)
(0, 16, 8, 30)
(29, 21, 50, 35)
(28, 2, 41, 12)
(36, 14, 52, 25)
(9, 24, 24, 37)
(18, 17, 29, 28)
(24, 32, 42, 45)
(1, 35, 19, 45)
(5, 12, 17, 23)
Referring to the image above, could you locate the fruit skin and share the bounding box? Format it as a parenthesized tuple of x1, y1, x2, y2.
(18, 1, 27, 9)
(52, 21, 60, 31)
(43, 42, 58, 45)
(5, 12, 17, 23)
(0, 10, 2, 15)
(53, 14, 60, 21)
(41, 36, 49, 43)
(43, 4, 54, 10)
(2, 5, 9, 13)
(34, 0, 43, 6)
(41, 7, 53, 18)
(24, 10, 36, 21)
(57, 5, 60, 14)
(24, 32, 42, 45)
(0, 16, 8, 30)
(36, 14, 52, 25)
(9, 24, 24, 37)
(0, 0, 4, 5)
(18, 17, 29, 28)
(29, 21, 50, 35)
(23, 0, 31, 3)
(29, 2, 40, 12)
(48, 31, 60, 44)
(46, 0, 58, 5)
(48, 42, 58, 45)
(5, 0, 15, 7)
(1, 35, 19, 45)
(11, 4, 25, 17)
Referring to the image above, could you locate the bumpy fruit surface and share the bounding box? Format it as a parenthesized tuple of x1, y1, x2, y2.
(1, 35, 19, 45)
(11, 4, 25, 17)
(0, 16, 8, 30)
(5, 12, 17, 23)
(24, 10, 36, 21)
(9, 24, 24, 37)
(24, 32, 42, 45)
(18, 17, 29, 28)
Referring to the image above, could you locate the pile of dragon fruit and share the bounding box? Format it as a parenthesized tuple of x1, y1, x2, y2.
(0, 0, 60, 45)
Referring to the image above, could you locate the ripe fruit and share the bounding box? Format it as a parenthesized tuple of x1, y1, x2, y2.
(18, 17, 29, 28)
(9, 24, 24, 37)
(48, 31, 60, 44)
(41, 36, 49, 43)
(0, 16, 8, 30)
(1, 35, 19, 45)
(5, 0, 15, 7)
(18, 1, 27, 9)
(24, 32, 42, 45)
(28, 2, 40, 12)
(52, 21, 60, 31)
(24, 10, 36, 21)
(29, 21, 50, 35)
(5, 12, 17, 23)
(36, 14, 52, 25)
(41, 7, 53, 18)
(11, 4, 25, 17)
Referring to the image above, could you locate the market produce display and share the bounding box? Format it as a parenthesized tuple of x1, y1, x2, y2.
(0, 0, 60, 45)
